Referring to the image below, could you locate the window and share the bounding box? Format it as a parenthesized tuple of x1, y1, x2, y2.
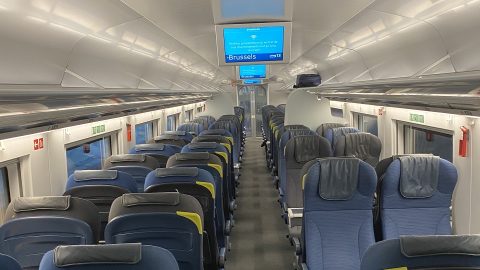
(167, 113, 180, 131)
(135, 121, 154, 144)
(0, 161, 22, 224)
(185, 109, 194, 122)
(356, 114, 378, 136)
(403, 125, 453, 162)
(66, 136, 112, 176)
(197, 105, 205, 113)
(331, 108, 344, 118)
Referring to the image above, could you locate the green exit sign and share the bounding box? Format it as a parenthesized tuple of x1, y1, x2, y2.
(92, 124, 106, 135)
(410, 113, 424, 123)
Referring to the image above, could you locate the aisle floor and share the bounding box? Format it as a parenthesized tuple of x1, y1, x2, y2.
(225, 138, 295, 270)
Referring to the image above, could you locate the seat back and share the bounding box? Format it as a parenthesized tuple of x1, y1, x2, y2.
(379, 155, 457, 240)
(192, 118, 210, 131)
(278, 129, 316, 199)
(166, 153, 227, 249)
(361, 235, 480, 270)
(39, 244, 179, 270)
(324, 127, 359, 151)
(64, 170, 137, 239)
(104, 154, 160, 192)
(145, 168, 218, 269)
(150, 134, 188, 147)
(128, 143, 182, 167)
(277, 104, 286, 113)
(303, 158, 377, 270)
(199, 129, 234, 149)
(209, 120, 240, 163)
(316, 123, 346, 137)
(177, 123, 203, 136)
(334, 132, 382, 167)
(284, 135, 332, 208)
(0, 196, 98, 269)
(0, 253, 21, 270)
(164, 131, 194, 143)
(233, 106, 245, 126)
(106, 193, 203, 270)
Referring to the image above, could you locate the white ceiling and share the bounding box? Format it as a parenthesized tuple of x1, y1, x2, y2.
(1, 0, 479, 92)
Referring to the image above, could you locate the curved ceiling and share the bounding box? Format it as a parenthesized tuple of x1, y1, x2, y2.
(0, 0, 479, 93)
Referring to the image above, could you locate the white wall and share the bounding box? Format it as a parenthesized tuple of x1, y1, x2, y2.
(285, 89, 333, 130)
(269, 90, 289, 106)
(200, 93, 235, 119)
(330, 100, 479, 235)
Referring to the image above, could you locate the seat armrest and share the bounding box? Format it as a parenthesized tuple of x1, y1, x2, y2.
(225, 220, 232, 235)
(219, 247, 226, 267)
(300, 263, 308, 270)
(292, 236, 302, 255)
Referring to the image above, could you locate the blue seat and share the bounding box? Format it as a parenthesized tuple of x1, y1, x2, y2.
(324, 127, 359, 152)
(129, 143, 182, 167)
(145, 167, 222, 269)
(316, 123, 346, 137)
(300, 158, 376, 270)
(334, 132, 382, 167)
(0, 196, 98, 270)
(39, 244, 179, 270)
(278, 129, 316, 203)
(151, 134, 188, 147)
(106, 193, 204, 270)
(178, 122, 203, 136)
(182, 142, 234, 213)
(199, 129, 235, 154)
(166, 153, 230, 251)
(104, 154, 160, 192)
(361, 235, 480, 270)
(209, 120, 240, 164)
(377, 155, 457, 240)
(0, 253, 21, 270)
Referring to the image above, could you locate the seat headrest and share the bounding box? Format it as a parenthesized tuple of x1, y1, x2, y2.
(400, 235, 480, 257)
(318, 158, 359, 200)
(195, 135, 225, 142)
(134, 144, 166, 151)
(342, 132, 382, 166)
(284, 125, 308, 131)
(155, 134, 181, 141)
(165, 130, 186, 136)
(54, 244, 142, 266)
(155, 167, 199, 178)
(74, 170, 117, 181)
(110, 154, 146, 163)
(175, 152, 210, 161)
(293, 136, 322, 163)
(122, 192, 180, 207)
(13, 196, 71, 212)
(399, 155, 440, 198)
(187, 142, 218, 150)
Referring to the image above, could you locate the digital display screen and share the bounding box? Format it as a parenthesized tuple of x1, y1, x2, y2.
(243, 79, 262, 85)
(239, 65, 267, 79)
(223, 26, 284, 63)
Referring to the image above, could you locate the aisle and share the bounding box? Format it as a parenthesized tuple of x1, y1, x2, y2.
(225, 138, 295, 269)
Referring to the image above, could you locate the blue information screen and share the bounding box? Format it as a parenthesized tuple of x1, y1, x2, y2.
(224, 26, 284, 63)
(243, 79, 262, 85)
(239, 65, 267, 79)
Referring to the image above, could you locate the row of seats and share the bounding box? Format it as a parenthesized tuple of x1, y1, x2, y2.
(0, 111, 247, 270)
(260, 105, 466, 270)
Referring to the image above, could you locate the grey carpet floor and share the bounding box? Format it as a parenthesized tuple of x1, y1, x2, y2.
(225, 138, 295, 270)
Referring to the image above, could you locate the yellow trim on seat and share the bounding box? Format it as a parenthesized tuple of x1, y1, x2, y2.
(220, 143, 231, 153)
(208, 163, 223, 178)
(302, 174, 307, 190)
(226, 136, 234, 145)
(176, 211, 203, 235)
(215, 151, 229, 164)
(385, 268, 407, 270)
(196, 181, 215, 199)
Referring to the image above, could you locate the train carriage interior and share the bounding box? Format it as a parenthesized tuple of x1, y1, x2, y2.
(0, 0, 480, 269)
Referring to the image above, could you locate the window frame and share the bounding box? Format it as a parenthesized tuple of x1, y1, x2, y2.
(185, 109, 194, 122)
(353, 112, 379, 136)
(330, 107, 344, 119)
(135, 121, 154, 144)
(167, 113, 180, 131)
(0, 159, 23, 223)
(396, 121, 454, 160)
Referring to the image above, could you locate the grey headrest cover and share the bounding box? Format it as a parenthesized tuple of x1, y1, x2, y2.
(155, 134, 181, 141)
(54, 243, 141, 266)
(135, 144, 166, 151)
(165, 130, 186, 136)
(14, 196, 71, 212)
(319, 158, 359, 200)
(400, 235, 480, 257)
(344, 133, 381, 165)
(155, 167, 199, 177)
(122, 192, 180, 207)
(176, 152, 210, 161)
(285, 125, 308, 131)
(188, 142, 218, 150)
(202, 129, 226, 135)
(110, 154, 146, 163)
(74, 170, 117, 181)
(196, 135, 225, 142)
(293, 136, 321, 163)
(399, 155, 439, 198)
